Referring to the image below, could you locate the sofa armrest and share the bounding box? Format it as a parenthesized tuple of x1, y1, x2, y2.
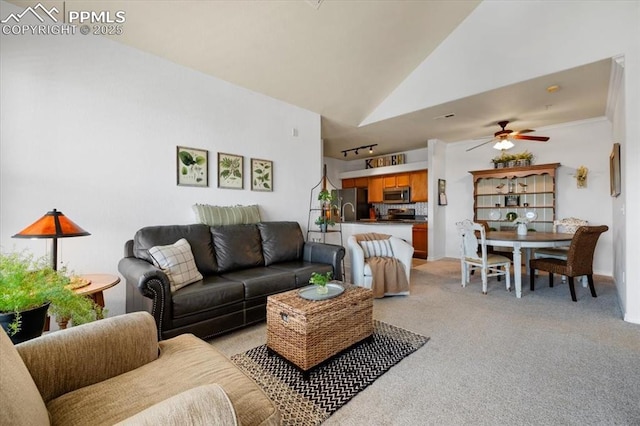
(390, 236, 414, 282)
(347, 236, 366, 286)
(115, 384, 238, 426)
(118, 256, 173, 338)
(303, 242, 345, 280)
(16, 312, 159, 403)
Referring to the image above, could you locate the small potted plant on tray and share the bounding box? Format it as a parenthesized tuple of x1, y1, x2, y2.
(314, 216, 335, 233)
(0, 251, 98, 344)
(309, 271, 333, 295)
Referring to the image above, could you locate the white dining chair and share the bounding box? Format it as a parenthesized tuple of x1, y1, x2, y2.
(456, 219, 511, 295)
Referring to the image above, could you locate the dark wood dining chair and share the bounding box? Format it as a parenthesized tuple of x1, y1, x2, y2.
(529, 225, 608, 301)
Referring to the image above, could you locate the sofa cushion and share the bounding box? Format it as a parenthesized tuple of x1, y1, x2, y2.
(257, 221, 304, 266)
(211, 224, 264, 273)
(172, 276, 245, 319)
(267, 261, 334, 287)
(193, 204, 261, 226)
(0, 328, 51, 426)
(149, 239, 203, 293)
(221, 267, 296, 300)
(115, 384, 237, 426)
(133, 225, 217, 275)
(46, 334, 280, 426)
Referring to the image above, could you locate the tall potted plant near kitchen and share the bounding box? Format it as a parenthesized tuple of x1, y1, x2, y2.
(0, 251, 98, 344)
(316, 188, 335, 232)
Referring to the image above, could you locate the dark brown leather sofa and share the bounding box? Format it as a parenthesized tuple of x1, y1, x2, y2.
(118, 221, 344, 340)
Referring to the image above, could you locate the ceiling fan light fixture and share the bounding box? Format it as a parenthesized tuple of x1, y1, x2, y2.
(493, 139, 515, 150)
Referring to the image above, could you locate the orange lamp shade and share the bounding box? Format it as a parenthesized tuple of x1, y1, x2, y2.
(13, 209, 90, 239)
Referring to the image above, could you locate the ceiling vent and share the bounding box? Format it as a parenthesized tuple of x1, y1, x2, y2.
(433, 113, 456, 120)
(305, 0, 324, 10)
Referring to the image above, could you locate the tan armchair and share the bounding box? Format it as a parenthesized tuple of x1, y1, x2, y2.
(1, 312, 280, 426)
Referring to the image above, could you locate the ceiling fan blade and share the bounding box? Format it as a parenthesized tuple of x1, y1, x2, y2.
(513, 129, 534, 135)
(466, 138, 495, 152)
(514, 135, 550, 142)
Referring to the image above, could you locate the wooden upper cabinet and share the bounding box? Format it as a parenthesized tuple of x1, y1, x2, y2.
(410, 170, 428, 202)
(368, 176, 384, 203)
(383, 175, 397, 188)
(396, 173, 410, 187)
(383, 173, 410, 188)
(354, 177, 369, 188)
(343, 177, 368, 189)
(342, 178, 355, 189)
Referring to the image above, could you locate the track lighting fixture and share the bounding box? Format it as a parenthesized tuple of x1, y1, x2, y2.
(341, 144, 378, 158)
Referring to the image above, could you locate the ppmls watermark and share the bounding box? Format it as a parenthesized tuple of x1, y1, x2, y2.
(1, 2, 126, 36)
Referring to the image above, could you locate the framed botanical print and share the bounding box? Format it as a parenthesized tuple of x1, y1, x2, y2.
(218, 152, 244, 189)
(251, 158, 273, 191)
(177, 146, 208, 187)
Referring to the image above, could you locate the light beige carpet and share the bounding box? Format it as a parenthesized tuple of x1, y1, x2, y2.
(211, 259, 640, 425)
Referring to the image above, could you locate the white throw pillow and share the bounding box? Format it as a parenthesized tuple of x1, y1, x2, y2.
(360, 239, 394, 258)
(148, 238, 203, 292)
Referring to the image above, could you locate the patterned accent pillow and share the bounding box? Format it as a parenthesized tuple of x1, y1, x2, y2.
(192, 204, 261, 226)
(360, 239, 394, 258)
(148, 238, 203, 292)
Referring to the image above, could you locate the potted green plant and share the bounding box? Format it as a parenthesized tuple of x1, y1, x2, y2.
(0, 251, 98, 344)
(309, 271, 333, 294)
(314, 216, 335, 232)
(492, 152, 515, 168)
(317, 189, 334, 205)
(515, 151, 534, 167)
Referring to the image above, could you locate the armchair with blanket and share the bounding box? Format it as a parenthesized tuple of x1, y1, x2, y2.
(348, 233, 414, 298)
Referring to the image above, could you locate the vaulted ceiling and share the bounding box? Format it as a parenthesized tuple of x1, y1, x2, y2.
(7, 0, 611, 158)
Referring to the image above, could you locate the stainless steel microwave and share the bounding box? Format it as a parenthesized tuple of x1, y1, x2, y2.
(383, 187, 411, 204)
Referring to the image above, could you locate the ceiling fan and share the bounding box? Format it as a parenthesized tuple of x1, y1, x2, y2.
(466, 120, 550, 152)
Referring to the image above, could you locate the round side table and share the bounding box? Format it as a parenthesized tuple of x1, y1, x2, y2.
(56, 274, 120, 329)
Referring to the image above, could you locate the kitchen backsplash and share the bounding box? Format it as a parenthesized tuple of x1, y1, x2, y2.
(373, 202, 428, 217)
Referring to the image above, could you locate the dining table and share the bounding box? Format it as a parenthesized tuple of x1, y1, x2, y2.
(485, 231, 574, 298)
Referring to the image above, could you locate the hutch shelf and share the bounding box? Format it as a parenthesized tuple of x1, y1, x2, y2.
(469, 163, 560, 232)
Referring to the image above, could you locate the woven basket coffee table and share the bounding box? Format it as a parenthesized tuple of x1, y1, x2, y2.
(266, 282, 373, 377)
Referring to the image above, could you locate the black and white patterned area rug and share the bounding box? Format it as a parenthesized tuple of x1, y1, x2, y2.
(230, 321, 429, 425)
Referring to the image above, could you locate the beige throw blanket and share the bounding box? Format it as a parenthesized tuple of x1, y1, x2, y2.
(355, 233, 409, 298)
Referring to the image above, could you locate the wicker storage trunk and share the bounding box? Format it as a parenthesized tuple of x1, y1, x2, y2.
(266, 283, 373, 372)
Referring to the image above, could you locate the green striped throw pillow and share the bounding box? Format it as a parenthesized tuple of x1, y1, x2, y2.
(192, 204, 261, 226)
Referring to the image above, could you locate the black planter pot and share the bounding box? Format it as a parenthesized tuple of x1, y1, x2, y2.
(0, 303, 50, 344)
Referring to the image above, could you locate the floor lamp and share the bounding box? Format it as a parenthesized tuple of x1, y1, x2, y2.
(12, 209, 90, 271)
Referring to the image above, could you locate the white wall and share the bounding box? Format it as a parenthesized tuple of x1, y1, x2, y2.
(361, 0, 640, 322)
(427, 139, 447, 260)
(445, 118, 614, 276)
(0, 1, 322, 318)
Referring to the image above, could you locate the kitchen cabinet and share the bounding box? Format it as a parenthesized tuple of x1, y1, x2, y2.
(410, 170, 428, 202)
(368, 176, 384, 203)
(342, 178, 355, 189)
(384, 173, 410, 188)
(412, 223, 427, 259)
(342, 177, 369, 189)
(469, 163, 559, 232)
(354, 177, 368, 188)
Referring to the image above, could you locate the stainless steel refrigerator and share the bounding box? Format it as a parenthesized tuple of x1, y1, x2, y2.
(331, 188, 369, 222)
